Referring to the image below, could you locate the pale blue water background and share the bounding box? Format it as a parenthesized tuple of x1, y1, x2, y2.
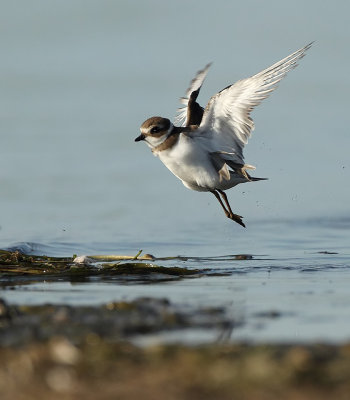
(1, 1, 350, 343)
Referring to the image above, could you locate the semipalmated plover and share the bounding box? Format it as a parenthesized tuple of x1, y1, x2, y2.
(135, 43, 312, 227)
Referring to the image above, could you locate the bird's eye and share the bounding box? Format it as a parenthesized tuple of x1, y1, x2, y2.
(150, 126, 160, 134)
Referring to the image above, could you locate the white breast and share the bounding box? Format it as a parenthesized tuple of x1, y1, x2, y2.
(157, 134, 218, 191)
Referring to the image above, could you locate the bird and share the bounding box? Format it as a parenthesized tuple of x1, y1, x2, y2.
(135, 43, 312, 227)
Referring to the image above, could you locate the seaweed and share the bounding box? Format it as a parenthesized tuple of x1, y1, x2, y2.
(0, 249, 201, 279)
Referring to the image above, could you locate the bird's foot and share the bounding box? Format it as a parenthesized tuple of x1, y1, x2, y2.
(226, 212, 246, 228)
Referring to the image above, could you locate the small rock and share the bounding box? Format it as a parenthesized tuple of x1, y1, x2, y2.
(49, 337, 80, 365)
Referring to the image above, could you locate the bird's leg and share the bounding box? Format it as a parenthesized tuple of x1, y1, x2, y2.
(217, 189, 245, 228)
(210, 190, 245, 227)
(210, 190, 230, 217)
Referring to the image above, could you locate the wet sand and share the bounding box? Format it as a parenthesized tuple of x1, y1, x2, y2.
(1, 337, 350, 400)
(1, 298, 350, 400)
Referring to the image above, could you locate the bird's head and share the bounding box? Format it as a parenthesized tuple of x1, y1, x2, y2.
(135, 116, 173, 148)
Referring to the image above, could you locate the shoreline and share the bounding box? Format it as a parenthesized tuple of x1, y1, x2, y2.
(1, 299, 350, 399)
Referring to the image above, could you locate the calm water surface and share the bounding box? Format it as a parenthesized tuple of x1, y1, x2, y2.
(1, 1, 350, 344)
(2, 218, 350, 344)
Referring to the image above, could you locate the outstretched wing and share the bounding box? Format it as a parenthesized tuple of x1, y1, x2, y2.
(174, 63, 212, 127)
(193, 43, 312, 165)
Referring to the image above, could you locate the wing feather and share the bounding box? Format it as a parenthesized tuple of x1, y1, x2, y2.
(193, 43, 313, 165)
(174, 63, 212, 127)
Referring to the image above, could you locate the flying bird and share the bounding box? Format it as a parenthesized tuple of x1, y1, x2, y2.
(135, 43, 312, 227)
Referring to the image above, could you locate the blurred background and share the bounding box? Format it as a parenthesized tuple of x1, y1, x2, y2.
(0, 0, 349, 255)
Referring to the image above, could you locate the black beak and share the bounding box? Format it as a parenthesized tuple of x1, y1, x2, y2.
(135, 134, 145, 142)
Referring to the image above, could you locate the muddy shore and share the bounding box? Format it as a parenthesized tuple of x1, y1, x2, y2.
(1, 298, 350, 400)
(1, 250, 350, 399)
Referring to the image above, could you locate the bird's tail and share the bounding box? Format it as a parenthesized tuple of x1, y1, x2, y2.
(249, 176, 268, 181)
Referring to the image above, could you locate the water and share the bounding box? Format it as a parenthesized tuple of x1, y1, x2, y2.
(1, 1, 350, 344)
(2, 219, 349, 343)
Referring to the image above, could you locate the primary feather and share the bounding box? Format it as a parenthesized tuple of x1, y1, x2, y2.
(186, 43, 313, 165)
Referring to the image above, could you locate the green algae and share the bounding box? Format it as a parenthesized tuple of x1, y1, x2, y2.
(0, 250, 200, 278)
